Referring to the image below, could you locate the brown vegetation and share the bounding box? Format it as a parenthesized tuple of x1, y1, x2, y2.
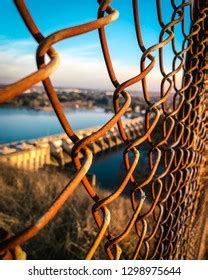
(0, 164, 137, 259)
(0, 163, 206, 259)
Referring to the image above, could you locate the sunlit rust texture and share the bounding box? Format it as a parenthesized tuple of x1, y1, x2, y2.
(0, 0, 207, 259)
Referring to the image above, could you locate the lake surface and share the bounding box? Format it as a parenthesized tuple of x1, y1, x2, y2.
(0, 107, 116, 144)
(89, 147, 149, 192)
(0, 107, 147, 190)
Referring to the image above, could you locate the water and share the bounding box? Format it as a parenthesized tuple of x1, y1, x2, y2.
(0, 107, 147, 190)
(89, 146, 149, 191)
(90, 147, 126, 191)
(0, 107, 115, 144)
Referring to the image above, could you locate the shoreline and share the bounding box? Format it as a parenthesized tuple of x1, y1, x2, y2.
(1, 104, 108, 113)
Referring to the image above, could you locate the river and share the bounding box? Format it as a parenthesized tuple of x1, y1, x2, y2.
(0, 107, 117, 144)
(1, 107, 137, 189)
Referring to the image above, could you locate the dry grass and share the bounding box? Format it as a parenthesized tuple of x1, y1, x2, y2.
(0, 164, 139, 259)
(1, 163, 205, 259)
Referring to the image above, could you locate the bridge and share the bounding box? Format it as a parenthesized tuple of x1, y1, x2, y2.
(0, 117, 143, 170)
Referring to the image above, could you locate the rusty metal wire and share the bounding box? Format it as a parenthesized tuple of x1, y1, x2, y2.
(0, 0, 207, 260)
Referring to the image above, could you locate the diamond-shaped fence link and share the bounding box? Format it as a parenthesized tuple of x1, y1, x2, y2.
(0, 0, 207, 260)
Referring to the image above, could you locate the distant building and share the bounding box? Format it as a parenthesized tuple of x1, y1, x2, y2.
(23, 89, 31, 94)
(134, 105, 140, 113)
(105, 91, 113, 96)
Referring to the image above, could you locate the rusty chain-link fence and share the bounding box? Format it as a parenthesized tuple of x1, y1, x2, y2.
(0, 0, 207, 260)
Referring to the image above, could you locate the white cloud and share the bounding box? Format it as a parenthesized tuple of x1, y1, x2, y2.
(0, 38, 162, 91)
(0, 39, 37, 83)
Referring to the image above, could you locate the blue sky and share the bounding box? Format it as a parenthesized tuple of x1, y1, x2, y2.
(0, 0, 190, 91)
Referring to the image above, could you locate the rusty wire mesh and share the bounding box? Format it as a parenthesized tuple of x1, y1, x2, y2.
(0, 0, 207, 260)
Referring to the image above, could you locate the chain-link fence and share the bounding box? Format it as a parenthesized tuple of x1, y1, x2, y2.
(0, 0, 207, 260)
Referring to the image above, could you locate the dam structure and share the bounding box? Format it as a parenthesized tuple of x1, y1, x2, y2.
(0, 117, 144, 171)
